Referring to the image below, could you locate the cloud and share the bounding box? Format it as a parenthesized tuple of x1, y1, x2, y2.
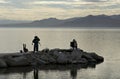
(0, 0, 8, 3)
(83, 0, 109, 2)
(27, 0, 120, 9)
(0, 0, 120, 9)
(0, 0, 120, 20)
(26, 0, 96, 9)
(28, 0, 95, 5)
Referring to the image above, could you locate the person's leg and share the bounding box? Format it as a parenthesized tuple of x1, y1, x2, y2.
(34, 44, 38, 52)
(34, 45, 36, 52)
(75, 46, 77, 49)
(36, 45, 39, 51)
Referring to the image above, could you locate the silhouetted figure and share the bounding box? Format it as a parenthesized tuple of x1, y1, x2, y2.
(70, 39, 78, 50)
(32, 36, 40, 52)
(70, 65, 77, 79)
(23, 44, 28, 53)
(33, 66, 39, 79)
(23, 72, 27, 79)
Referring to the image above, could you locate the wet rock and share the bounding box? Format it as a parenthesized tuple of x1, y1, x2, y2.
(26, 53, 47, 65)
(70, 50, 82, 60)
(40, 53, 56, 63)
(5, 55, 30, 67)
(89, 53, 104, 63)
(0, 59, 7, 68)
(82, 52, 97, 63)
(0, 48, 104, 68)
(56, 52, 68, 64)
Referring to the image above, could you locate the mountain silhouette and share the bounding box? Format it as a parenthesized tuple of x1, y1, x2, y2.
(61, 15, 120, 28)
(0, 15, 120, 28)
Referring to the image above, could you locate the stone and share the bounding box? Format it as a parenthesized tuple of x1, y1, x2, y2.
(70, 50, 82, 60)
(0, 59, 7, 67)
(56, 52, 68, 64)
(89, 53, 104, 63)
(0, 48, 104, 68)
(5, 55, 30, 67)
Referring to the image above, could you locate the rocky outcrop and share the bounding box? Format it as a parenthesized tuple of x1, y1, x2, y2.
(0, 59, 7, 67)
(5, 55, 31, 67)
(0, 48, 104, 68)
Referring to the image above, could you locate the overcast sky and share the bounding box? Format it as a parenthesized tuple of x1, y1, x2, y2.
(0, 0, 120, 20)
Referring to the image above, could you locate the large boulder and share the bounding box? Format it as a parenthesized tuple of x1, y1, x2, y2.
(56, 52, 69, 64)
(40, 53, 56, 63)
(0, 59, 7, 68)
(5, 55, 30, 67)
(89, 53, 104, 63)
(70, 50, 82, 60)
(81, 52, 97, 63)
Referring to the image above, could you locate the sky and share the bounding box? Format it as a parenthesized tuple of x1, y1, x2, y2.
(0, 0, 120, 21)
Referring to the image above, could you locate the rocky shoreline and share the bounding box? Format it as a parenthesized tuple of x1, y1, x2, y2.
(0, 48, 104, 68)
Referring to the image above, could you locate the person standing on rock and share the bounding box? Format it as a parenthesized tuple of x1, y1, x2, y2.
(32, 36, 40, 52)
(70, 39, 78, 50)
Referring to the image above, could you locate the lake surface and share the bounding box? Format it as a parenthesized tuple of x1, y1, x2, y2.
(0, 28, 120, 79)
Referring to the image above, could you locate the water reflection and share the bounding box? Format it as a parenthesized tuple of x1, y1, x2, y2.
(0, 63, 97, 79)
(70, 63, 96, 79)
(0, 66, 32, 74)
(70, 65, 77, 79)
(23, 73, 27, 79)
(33, 66, 39, 79)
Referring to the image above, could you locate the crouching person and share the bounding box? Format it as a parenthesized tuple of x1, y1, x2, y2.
(70, 39, 78, 50)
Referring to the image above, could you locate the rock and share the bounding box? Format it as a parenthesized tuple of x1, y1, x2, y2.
(26, 53, 48, 65)
(31, 59, 47, 65)
(89, 53, 104, 63)
(41, 48, 49, 53)
(40, 53, 56, 63)
(56, 52, 68, 64)
(0, 59, 7, 68)
(53, 50, 61, 57)
(5, 55, 30, 67)
(0, 48, 104, 68)
(75, 58, 88, 64)
(81, 52, 97, 63)
(70, 50, 82, 60)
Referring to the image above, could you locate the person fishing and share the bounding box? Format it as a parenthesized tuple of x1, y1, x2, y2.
(70, 39, 78, 50)
(32, 36, 40, 52)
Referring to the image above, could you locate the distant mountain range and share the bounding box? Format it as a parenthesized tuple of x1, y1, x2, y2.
(0, 20, 29, 25)
(0, 15, 120, 28)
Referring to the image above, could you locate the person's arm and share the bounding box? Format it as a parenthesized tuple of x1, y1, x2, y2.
(32, 40, 34, 45)
(39, 42, 41, 46)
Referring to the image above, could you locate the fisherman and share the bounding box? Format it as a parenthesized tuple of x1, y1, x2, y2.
(23, 43, 28, 53)
(70, 39, 78, 50)
(32, 36, 40, 52)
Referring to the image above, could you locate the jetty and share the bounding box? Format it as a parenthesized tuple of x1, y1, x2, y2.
(0, 48, 104, 68)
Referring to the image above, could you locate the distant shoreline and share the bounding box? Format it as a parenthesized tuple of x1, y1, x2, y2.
(0, 27, 120, 30)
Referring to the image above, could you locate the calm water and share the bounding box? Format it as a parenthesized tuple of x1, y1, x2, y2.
(0, 28, 120, 79)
